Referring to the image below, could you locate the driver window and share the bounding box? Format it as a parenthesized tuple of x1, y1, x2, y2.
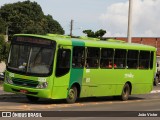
(56, 48, 71, 77)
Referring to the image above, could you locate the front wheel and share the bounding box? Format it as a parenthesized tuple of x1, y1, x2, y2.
(66, 86, 77, 104)
(121, 83, 130, 101)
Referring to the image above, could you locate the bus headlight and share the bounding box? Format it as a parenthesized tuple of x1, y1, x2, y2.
(6, 76, 13, 84)
(36, 82, 48, 89)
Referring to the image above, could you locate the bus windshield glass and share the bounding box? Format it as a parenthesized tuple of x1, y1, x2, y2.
(7, 36, 56, 76)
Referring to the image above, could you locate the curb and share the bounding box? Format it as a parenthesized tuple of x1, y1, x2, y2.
(150, 90, 160, 94)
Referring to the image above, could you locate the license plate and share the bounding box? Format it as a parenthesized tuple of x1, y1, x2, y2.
(20, 90, 28, 94)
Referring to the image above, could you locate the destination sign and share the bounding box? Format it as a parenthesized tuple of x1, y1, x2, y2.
(13, 36, 53, 45)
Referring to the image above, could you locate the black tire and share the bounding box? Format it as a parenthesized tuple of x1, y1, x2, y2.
(26, 95, 39, 102)
(66, 86, 77, 104)
(154, 76, 159, 86)
(121, 83, 130, 101)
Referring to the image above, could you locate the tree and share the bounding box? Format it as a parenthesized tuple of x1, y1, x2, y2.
(83, 29, 106, 38)
(0, 1, 64, 39)
(0, 18, 6, 34)
(22, 19, 47, 34)
(45, 15, 64, 34)
(83, 30, 95, 37)
(95, 29, 106, 38)
(0, 35, 10, 62)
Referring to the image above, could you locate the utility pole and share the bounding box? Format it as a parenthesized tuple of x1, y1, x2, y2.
(127, 0, 133, 43)
(70, 19, 73, 37)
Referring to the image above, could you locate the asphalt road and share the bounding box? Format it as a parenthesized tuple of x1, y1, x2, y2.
(0, 85, 160, 111)
(0, 85, 160, 120)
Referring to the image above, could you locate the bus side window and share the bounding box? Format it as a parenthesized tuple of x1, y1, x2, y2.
(72, 46, 85, 68)
(100, 48, 114, 69)
(127, 50, 138, 69)
(86, 47, 100, 68)
(139, 51, 150, 69)
(114, 49, 126, 69)
(56, 48, 71, 77)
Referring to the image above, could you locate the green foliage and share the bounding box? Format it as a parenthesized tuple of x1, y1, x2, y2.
(95, 29, 106, 38)
(45, 15, 64, 34)
(0, 0, 64, 39)
(0, 35, 10, 62)
(0, 35, 5, 62)
(83, 29, 106, 38)
(22, 19, 47, 34)
(83, 30, 95, 37)
(0, 18, 6, 34)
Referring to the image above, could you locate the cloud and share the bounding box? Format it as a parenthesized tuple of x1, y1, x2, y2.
(99, 0, 160, 37)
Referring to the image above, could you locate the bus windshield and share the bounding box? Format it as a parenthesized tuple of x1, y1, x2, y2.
(7, 37, 56, 76)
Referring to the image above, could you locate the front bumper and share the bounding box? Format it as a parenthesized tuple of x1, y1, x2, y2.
(3, 83, 52, 98)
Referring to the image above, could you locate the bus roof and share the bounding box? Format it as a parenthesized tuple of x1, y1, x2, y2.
(14, 34, 156, 51)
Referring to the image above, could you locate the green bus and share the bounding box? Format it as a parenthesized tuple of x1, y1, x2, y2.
(3, 34, 156, 103)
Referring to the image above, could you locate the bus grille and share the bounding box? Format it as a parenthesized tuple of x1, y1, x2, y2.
(12, 78, 39, 88)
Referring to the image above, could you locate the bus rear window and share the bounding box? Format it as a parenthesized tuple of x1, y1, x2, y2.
(150, 52, 154, 69)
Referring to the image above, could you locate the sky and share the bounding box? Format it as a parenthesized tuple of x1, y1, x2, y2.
(0, 0, 160, 37)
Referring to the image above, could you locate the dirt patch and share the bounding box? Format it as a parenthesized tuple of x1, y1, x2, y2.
(0, 81, 3, 88)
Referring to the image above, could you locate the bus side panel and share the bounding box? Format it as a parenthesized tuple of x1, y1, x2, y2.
(69, 68, 83, 88)
(130, 70, 153, 94)
(69, 39, 85, 97)
(51, 67, 71, 99)
(80, 69, 118, 97)
(114, 70, 153, 95)
(51, 45, 72, 99)
(93, 69, 126, 96)
(80, 69, 154, 97)
(80, 68, 96, 97)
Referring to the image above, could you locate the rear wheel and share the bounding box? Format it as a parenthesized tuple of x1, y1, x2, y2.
(66, 86, 77, 104)
(121, 83, 130, 101)
(26, 95, 39, 103)
(154, 76, 159, 86)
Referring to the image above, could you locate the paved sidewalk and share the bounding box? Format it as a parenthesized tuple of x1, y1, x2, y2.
(0, 61, 6, 73)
